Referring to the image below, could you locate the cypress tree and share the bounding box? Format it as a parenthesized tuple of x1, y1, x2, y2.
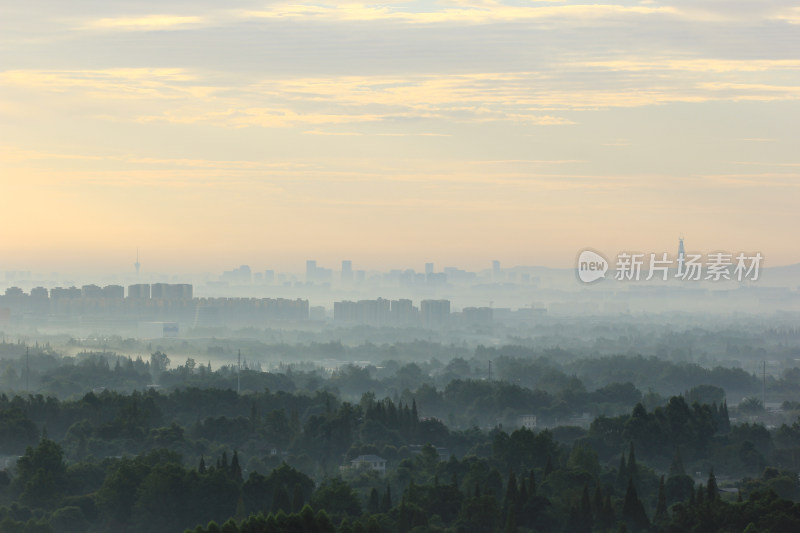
(617, 452, 628, 489)
(565, 502, 582, 533)
(407, 479, 417, 504)
(397, 501, 409, 533)
(381, 483, 392, 512)
(544, 456, 554, 478)
(504, 471, 518, 516)
(720, 401, 731, 433)
(593, 485, 604, 520)
(654, 476, 668, 523)
(668, 448, 685, 478)
(622, 478, 649, 532)
(231, 450, 242, 482)
(367, 488, 380, 514)
(707, 469, 718, 502)
(600, 494, 616, 530)
(504, 507, 518, 533)
(221, 451, 229, 472)
(627, 443, 638, 479)
(580, 484, 593, 533)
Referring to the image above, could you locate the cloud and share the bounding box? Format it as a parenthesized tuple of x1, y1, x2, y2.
(4, 61, 799, 136)
(701, 173, 800, 188)
(580, 59, 800, 73)
(303, 130, 363, 136)
(697, 82, 800, 101)
(0, 145, 312, 173)
(0, 69, 210, 100)
(84, 15, 208, 31)
(240, 2, 679, 25)
(770, 6, 800, 24)
(732, 161, 800, 167)
(375, 132, 451, 137)
(466, 159, 584, 165)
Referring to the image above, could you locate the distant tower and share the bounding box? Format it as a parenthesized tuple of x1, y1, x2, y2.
(676, 237, 685, 277)
(134, 249, 141, 277)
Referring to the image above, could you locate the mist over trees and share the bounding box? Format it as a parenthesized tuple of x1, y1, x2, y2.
(1, 318, 799, 532)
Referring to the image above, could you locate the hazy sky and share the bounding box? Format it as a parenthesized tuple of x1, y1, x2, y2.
(1, 1, 799, 274)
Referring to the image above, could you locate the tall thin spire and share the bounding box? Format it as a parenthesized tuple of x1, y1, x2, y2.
(134, 248, 141, 277)
(676, 236, 685, 277)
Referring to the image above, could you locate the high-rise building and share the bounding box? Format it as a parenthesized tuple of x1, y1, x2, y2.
(421, 299, 450, 327)
(127, 284, 151, 299)
(103, 285, 125, 299)
(390, 299, 417, 324)
(341, 260, 353, 283)
(81, 284, 104, 298)
(425, 262, 434, 275)
(151, 283, 193, 300)
(221, 265, 251, 284)
(306, 260, 317, 282)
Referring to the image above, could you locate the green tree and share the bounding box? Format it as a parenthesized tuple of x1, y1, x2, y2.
(271, 485, 290, 514)
(15, 438, 68, 509)
(0, 407, 39, 454)
(292, 483, 305, 513)
(310, 478, 362, 521)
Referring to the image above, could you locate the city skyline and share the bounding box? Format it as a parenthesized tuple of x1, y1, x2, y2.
(2, 1, 799, 272)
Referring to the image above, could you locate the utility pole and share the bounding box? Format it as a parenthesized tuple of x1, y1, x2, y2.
(763, 360, 766, 409)
(26, 347, 29, 394)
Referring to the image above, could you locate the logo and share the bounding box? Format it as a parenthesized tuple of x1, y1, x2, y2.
(577, 249, 608, 283)
(575, 246, 762, 284)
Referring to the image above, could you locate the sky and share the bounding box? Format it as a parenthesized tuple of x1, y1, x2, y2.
(1, 0, 799, 275)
